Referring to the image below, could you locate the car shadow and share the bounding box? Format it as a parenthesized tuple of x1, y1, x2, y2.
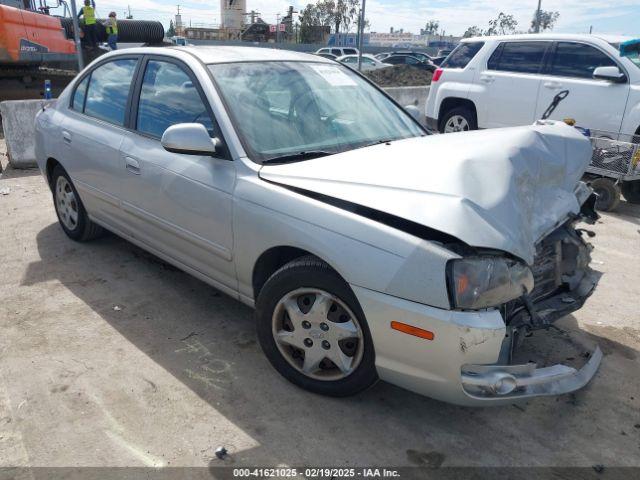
(20, 222, 640, 467)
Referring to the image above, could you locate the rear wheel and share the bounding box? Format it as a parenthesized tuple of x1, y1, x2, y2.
(591, 177, 621, 212)
(255, 256, 377, 397)
(440, 106, 477, 134)
(52, 165, 103, 241)
(621, 180, 640, 204)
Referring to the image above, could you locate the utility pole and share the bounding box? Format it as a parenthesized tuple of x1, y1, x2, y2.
(534, 0, 542, 33)
(69, 0, 84, 70)
(276, 13, 280, 43)
(589, 25, 593, 34)
(126, 5, 132, 19)
(357, 0, 367, 72)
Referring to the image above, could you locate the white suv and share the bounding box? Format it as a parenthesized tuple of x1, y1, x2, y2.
(426, 34, 640, 142)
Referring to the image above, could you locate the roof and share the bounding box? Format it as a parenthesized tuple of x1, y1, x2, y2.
(106, 45, 334, 64)
(461, 33, 636, 44)
(173, 46, 332, 64)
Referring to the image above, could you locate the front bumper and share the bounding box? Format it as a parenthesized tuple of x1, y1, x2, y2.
(352, 281, 601, 406)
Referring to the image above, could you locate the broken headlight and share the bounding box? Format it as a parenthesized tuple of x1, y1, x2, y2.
(448, 257, 534, 310)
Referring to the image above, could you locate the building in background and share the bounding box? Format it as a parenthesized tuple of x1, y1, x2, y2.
(220, 0, 246, 39)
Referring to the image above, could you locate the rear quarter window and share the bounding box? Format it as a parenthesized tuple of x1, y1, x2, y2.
(441, 42, 484, 69)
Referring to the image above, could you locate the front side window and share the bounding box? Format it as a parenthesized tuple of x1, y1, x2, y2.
(208, 61, 425, 162)
(441, 42, 484, 69)
(343, 49, 357, 55)
(136, 60, 214, 138)
(331, 49, 342, 56)
(488, 42, 549, 74)
(83, 58, 138, 126)
(550, 42, 617, 79)
(341, 57, 357, 64)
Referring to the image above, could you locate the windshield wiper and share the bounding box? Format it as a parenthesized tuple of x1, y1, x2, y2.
(262, 151, 334, 165)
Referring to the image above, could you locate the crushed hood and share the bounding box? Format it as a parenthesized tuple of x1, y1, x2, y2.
(259, 122, 592, 265)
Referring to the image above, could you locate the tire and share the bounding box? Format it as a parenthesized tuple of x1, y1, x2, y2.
(591, 177, 621, 212)
(255, 256, 378, 397)
(621, 180, 640, 204)
(51, 165, 104, 241)
(439, 106, 477, 134)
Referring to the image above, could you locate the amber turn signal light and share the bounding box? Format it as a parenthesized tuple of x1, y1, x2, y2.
(390, 321, 435, 341)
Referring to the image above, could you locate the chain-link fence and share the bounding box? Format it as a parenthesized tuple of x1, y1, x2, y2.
(587, 136, 640, 180)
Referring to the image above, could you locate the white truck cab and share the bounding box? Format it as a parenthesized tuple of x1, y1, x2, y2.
(426, 34, 640, 143)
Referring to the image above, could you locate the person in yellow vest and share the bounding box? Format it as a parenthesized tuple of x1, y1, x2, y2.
(78, 0, 97, 48)
(104, 12, 118, 50)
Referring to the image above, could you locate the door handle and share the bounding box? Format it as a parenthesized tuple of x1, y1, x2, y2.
(480, 75, 495, 83)
(125, 156, 140, 175)
(62, 131, 72, 144)
(544, 81, 563, 89)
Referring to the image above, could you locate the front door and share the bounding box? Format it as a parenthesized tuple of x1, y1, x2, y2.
(534, 41, 630, 138)
(118, 57, 237, 290)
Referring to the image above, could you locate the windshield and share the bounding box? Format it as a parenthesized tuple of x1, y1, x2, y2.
(208, 61, 425, 162)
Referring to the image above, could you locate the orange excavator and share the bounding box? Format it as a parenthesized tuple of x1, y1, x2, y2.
(0, 0, 163, 100)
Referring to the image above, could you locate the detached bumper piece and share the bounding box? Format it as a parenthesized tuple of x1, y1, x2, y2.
(461, 346, 602, 400)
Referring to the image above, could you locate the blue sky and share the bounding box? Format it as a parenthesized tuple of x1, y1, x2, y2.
(87, 0, 640, 37)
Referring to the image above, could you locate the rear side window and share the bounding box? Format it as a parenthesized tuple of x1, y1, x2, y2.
(136, 60, 214, 138)
(71, 76, 89, 111)
(331, 49, 342, 56)
(487, 42, 549, 74)
(83, 59, 138, 126)
(441, 42, 484, 69)
(550, 42, 617, 79)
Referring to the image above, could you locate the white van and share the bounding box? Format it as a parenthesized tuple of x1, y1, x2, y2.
(426, 34, 640, 143)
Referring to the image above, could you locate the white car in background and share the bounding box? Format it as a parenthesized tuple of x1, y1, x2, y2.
(426, 34, 640, 142)
(315, 47, 359, 57)
(337, 54, 391, 71)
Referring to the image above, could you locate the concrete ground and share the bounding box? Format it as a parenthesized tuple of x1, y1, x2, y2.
(1, 142, 639, 472)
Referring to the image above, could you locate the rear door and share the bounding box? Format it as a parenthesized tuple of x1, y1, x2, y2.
(477, 41, 551, 128)
(534, 41, 630, 137)
(118, 56, 237, 289)
(61, 56, 139, 226)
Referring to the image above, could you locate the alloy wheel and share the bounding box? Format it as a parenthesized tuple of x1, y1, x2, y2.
(444, 115, 470, 133)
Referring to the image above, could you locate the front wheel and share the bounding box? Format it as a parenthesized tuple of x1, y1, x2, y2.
(255, 256, 378, 397)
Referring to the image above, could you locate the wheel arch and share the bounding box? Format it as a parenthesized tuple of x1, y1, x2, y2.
(45, 157, 61, 189)
(438, 97, 477, 131)
(252, 246, 345, 301)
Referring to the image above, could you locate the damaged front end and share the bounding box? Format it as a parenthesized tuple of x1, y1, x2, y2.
(460, 187, 603, 401)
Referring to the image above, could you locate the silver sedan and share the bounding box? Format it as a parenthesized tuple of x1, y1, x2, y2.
(35, 46, 602, 405)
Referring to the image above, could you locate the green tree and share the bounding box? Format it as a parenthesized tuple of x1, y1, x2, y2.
(530, 10, 560, 32)
(421, 20, 439, 36)
(485, 12, 518, 36)
(462, 25, 483, 38)
(166, 19, 175, 37)
(298, 1, 334, 43)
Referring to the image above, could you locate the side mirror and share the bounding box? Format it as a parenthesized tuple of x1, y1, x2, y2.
(404, 105, 422, 122)
(161, 123, 219, 156)
(593, 66, 626, 83)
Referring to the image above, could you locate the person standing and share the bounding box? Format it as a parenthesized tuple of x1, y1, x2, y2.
(104, 11, 118, 50)
(78, 0, 97, 49)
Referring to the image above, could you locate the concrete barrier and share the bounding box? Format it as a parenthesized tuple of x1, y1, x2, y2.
(383, 86, 430, 121)
(0, 99, 55, 169)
